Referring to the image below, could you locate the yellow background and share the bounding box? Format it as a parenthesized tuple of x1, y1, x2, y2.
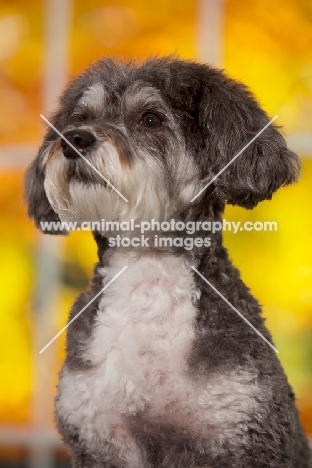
(0, 0, 311, 465)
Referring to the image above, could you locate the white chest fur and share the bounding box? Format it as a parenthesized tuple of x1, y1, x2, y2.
(56, 250, 261, 462)
(56, 251, 200, 444)
(89, 250, 200, 414)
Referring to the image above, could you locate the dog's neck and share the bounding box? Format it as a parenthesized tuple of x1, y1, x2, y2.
(93, 197, 226, 266)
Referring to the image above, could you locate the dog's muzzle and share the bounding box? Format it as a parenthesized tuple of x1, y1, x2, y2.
(61, 129, 95, 159)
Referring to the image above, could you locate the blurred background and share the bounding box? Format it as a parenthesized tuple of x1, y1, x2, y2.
(0, 0, 311, 466)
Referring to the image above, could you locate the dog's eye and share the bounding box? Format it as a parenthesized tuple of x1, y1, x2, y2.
(140, 113, 163, 129)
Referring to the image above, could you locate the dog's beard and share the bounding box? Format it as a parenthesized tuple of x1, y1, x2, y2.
(44, 141, 169, 226)
(43, 137, 200, 232)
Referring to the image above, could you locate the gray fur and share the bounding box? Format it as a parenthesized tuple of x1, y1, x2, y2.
(25, 56, 311, 467)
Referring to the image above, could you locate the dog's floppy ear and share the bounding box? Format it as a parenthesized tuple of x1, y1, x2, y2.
(200, 71, 300, 208)
(25, 144, 67, 235)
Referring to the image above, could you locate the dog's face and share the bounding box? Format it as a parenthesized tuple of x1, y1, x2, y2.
(26, 57, 299, 233)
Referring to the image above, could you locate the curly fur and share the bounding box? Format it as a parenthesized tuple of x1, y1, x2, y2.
(25, 56, 311, 467)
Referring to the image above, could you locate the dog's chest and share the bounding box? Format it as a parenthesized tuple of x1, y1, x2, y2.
(56, 250, 262, 458)
(88, 251, 199, 414)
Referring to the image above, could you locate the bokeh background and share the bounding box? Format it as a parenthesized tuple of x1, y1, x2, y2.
(0, 0, 311, 466)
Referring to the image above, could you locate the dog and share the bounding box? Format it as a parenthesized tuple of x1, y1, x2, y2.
(25, 57, 311, 467)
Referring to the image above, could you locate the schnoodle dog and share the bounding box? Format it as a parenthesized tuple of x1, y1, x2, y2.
(25, 57, 311, 467)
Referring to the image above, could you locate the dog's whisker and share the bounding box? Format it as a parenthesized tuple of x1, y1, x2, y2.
(40, 114, 129, 202)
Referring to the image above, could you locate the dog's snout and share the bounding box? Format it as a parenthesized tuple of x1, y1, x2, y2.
(61, 129, 95, 159)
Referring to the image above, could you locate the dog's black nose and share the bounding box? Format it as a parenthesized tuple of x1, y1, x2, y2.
(61, 129, 95, 159)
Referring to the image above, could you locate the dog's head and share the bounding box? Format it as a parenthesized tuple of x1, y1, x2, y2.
(25, 57, 299, 234)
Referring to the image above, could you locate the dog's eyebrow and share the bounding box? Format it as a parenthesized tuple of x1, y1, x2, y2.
(123, 83, 167, 112)
(79, 83, 106, 112)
